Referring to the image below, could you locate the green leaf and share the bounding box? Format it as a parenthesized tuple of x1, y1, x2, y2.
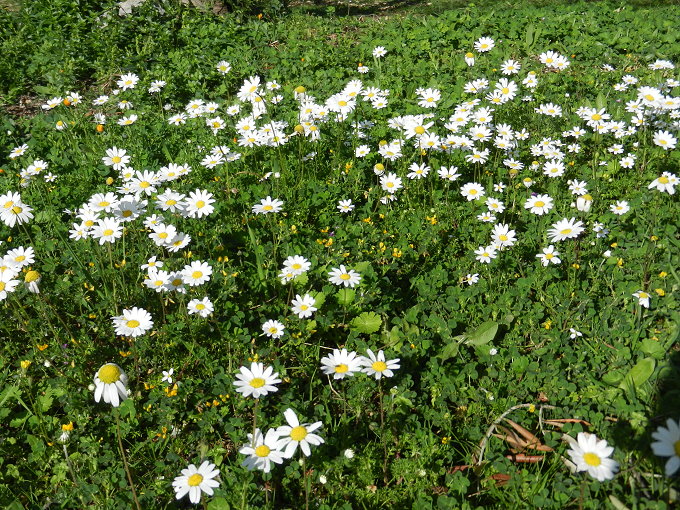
(619, 357, 656, 392)
(639, 338, 666, 359)
(336, 288, 355, 306)
(207, 497, 231, 510)
(465, 321, 498, 346)
(350, 312, 382, 334)
(602, 371, 624, 386)
(440, 335, 466, 362)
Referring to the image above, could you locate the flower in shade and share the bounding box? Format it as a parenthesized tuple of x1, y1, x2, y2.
(276, 408, 324, 458)
(360, 349, 400, 379)
(651, 418, 680, 476)
(172, 460, 220, 505)
(262, 319, 285, 338)
(320, 348, 362, 380)
(112, 307, 153, 337)
(566, 432, 618, 481)
(93, 363, 128, 407)
(633, 290, 650, 308)
(239, 428, 287, 473)
(233, 362, 281, 399)
(24, 270, 41, 293)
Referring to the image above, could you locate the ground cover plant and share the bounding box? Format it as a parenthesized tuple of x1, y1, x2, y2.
(1, 0, 679, 508)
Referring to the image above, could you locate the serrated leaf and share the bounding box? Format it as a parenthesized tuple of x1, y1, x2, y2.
(465, 321, 498, 346)
(336, 288, 355, 306)
(619, 357, 656, 392)
(350, 312, 382, 334)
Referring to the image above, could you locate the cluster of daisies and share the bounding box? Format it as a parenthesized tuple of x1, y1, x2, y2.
(0, 245, 40, 299)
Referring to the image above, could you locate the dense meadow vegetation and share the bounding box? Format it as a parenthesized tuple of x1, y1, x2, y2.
(1, 0, 679, 508)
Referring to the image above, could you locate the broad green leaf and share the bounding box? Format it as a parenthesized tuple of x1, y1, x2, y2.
(602, 371, 624, 386)
(440, 335, 466, 362)
(350, 312, 382, 334)
(336, 288, 355, 306)
(207, 497, 231, 510)
(465, 321, 498, 346)
(639, 338, 666, 359)
(619, 357, 656, 392)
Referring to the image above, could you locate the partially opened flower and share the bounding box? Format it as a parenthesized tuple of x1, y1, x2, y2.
(566, 432, 618, 481)
(172, 460, 220, 505)
(276, 408, 324, 458)
(93, 363, 128, 407)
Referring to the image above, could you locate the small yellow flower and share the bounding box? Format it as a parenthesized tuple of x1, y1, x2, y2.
(655, 288, 665, 297)
(572, 263, 580, 269)
(164, 384, 178, 397)
(651, 235, 659, 241)
(616, 258, 624, 267)
(441, 436, 451, 445)
(37, 344, 48, 351)
(543, 320, 552, 330)
(62, 422, 74, 432)
(659, 271, 668, 278)
(362, 217, 372, 224)
(106, 177, 114, 185)
(528, 404, 536, 413)
(20, 360, 32, 370)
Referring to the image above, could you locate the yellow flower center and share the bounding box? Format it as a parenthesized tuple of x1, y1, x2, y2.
(15, 255, 25, 262)
(592, 114, 602, 121)
(12, 206, 22, 214)
(103, 229, 114, 236)
(469, 189, 477, 195)
(560, 228, 572, 235)
(414, 126, 426, 135)
(196, 303, 206, 310)
(290, 426, 308, 442)
(196, 200, 205, 208)
(338, 100, 347, 107)
(583, 452, 601, 467)
(499, 235, 508, 241)
(98, 364, 121, 384)
(159, 232, 168, 239)
(372, 361, 387, 372)
(674, 440, 680, 456)
(644, 94, 654, 101)
(25, 270, 40, 283)
(535, 201, 545, 207)
(263, 205, 273, 211)
(122, 210, 132, 217)
(545, 254, 553, 260)
(126, 319, 140, 328)
(112, 156, 121, 164)
(3, 200, 13, 209)
(269, 327, 279, 334)
(139, 181, 150, 189)
(99, 201, 110, 207)
(250, 377, 265, 388)
(658, 176, 669, 184)
(300, 305, 308, 311)
(502, 87, 509, 94)
(187, 473, 203, 487)
(340, 273, 351, 280)
(255, 445, 270, 457)
(0, 282, 5, 291)
(335, 364, 348, 373)
(166, 199, 176, 206)
(192, 271, 203, 279)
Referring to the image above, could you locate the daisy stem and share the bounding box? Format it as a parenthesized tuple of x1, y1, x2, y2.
(114, 410, 141, 510)
(252, 399, 260, 448)
(107, 243, 118, 314)
(379, 378, 388, 486)
(301, 454, 310, 510)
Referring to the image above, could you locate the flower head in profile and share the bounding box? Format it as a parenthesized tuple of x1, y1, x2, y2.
(566, 432, 618, 482)
(547, 218, 585, 242)
(252, 196, 283, 215)
(172, 460, 220, 505)
(93, 363, 128, 407)
(360, 349, 400, 379)
(633, 290, 650, 309)
(276, 408, 324, 458)
(112, 307, 153, 337)
(651, 418, 680, 477)
(233, 362, 281, 399)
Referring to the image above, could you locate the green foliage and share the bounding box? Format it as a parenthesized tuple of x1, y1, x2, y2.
(0, 0, 679, 509)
